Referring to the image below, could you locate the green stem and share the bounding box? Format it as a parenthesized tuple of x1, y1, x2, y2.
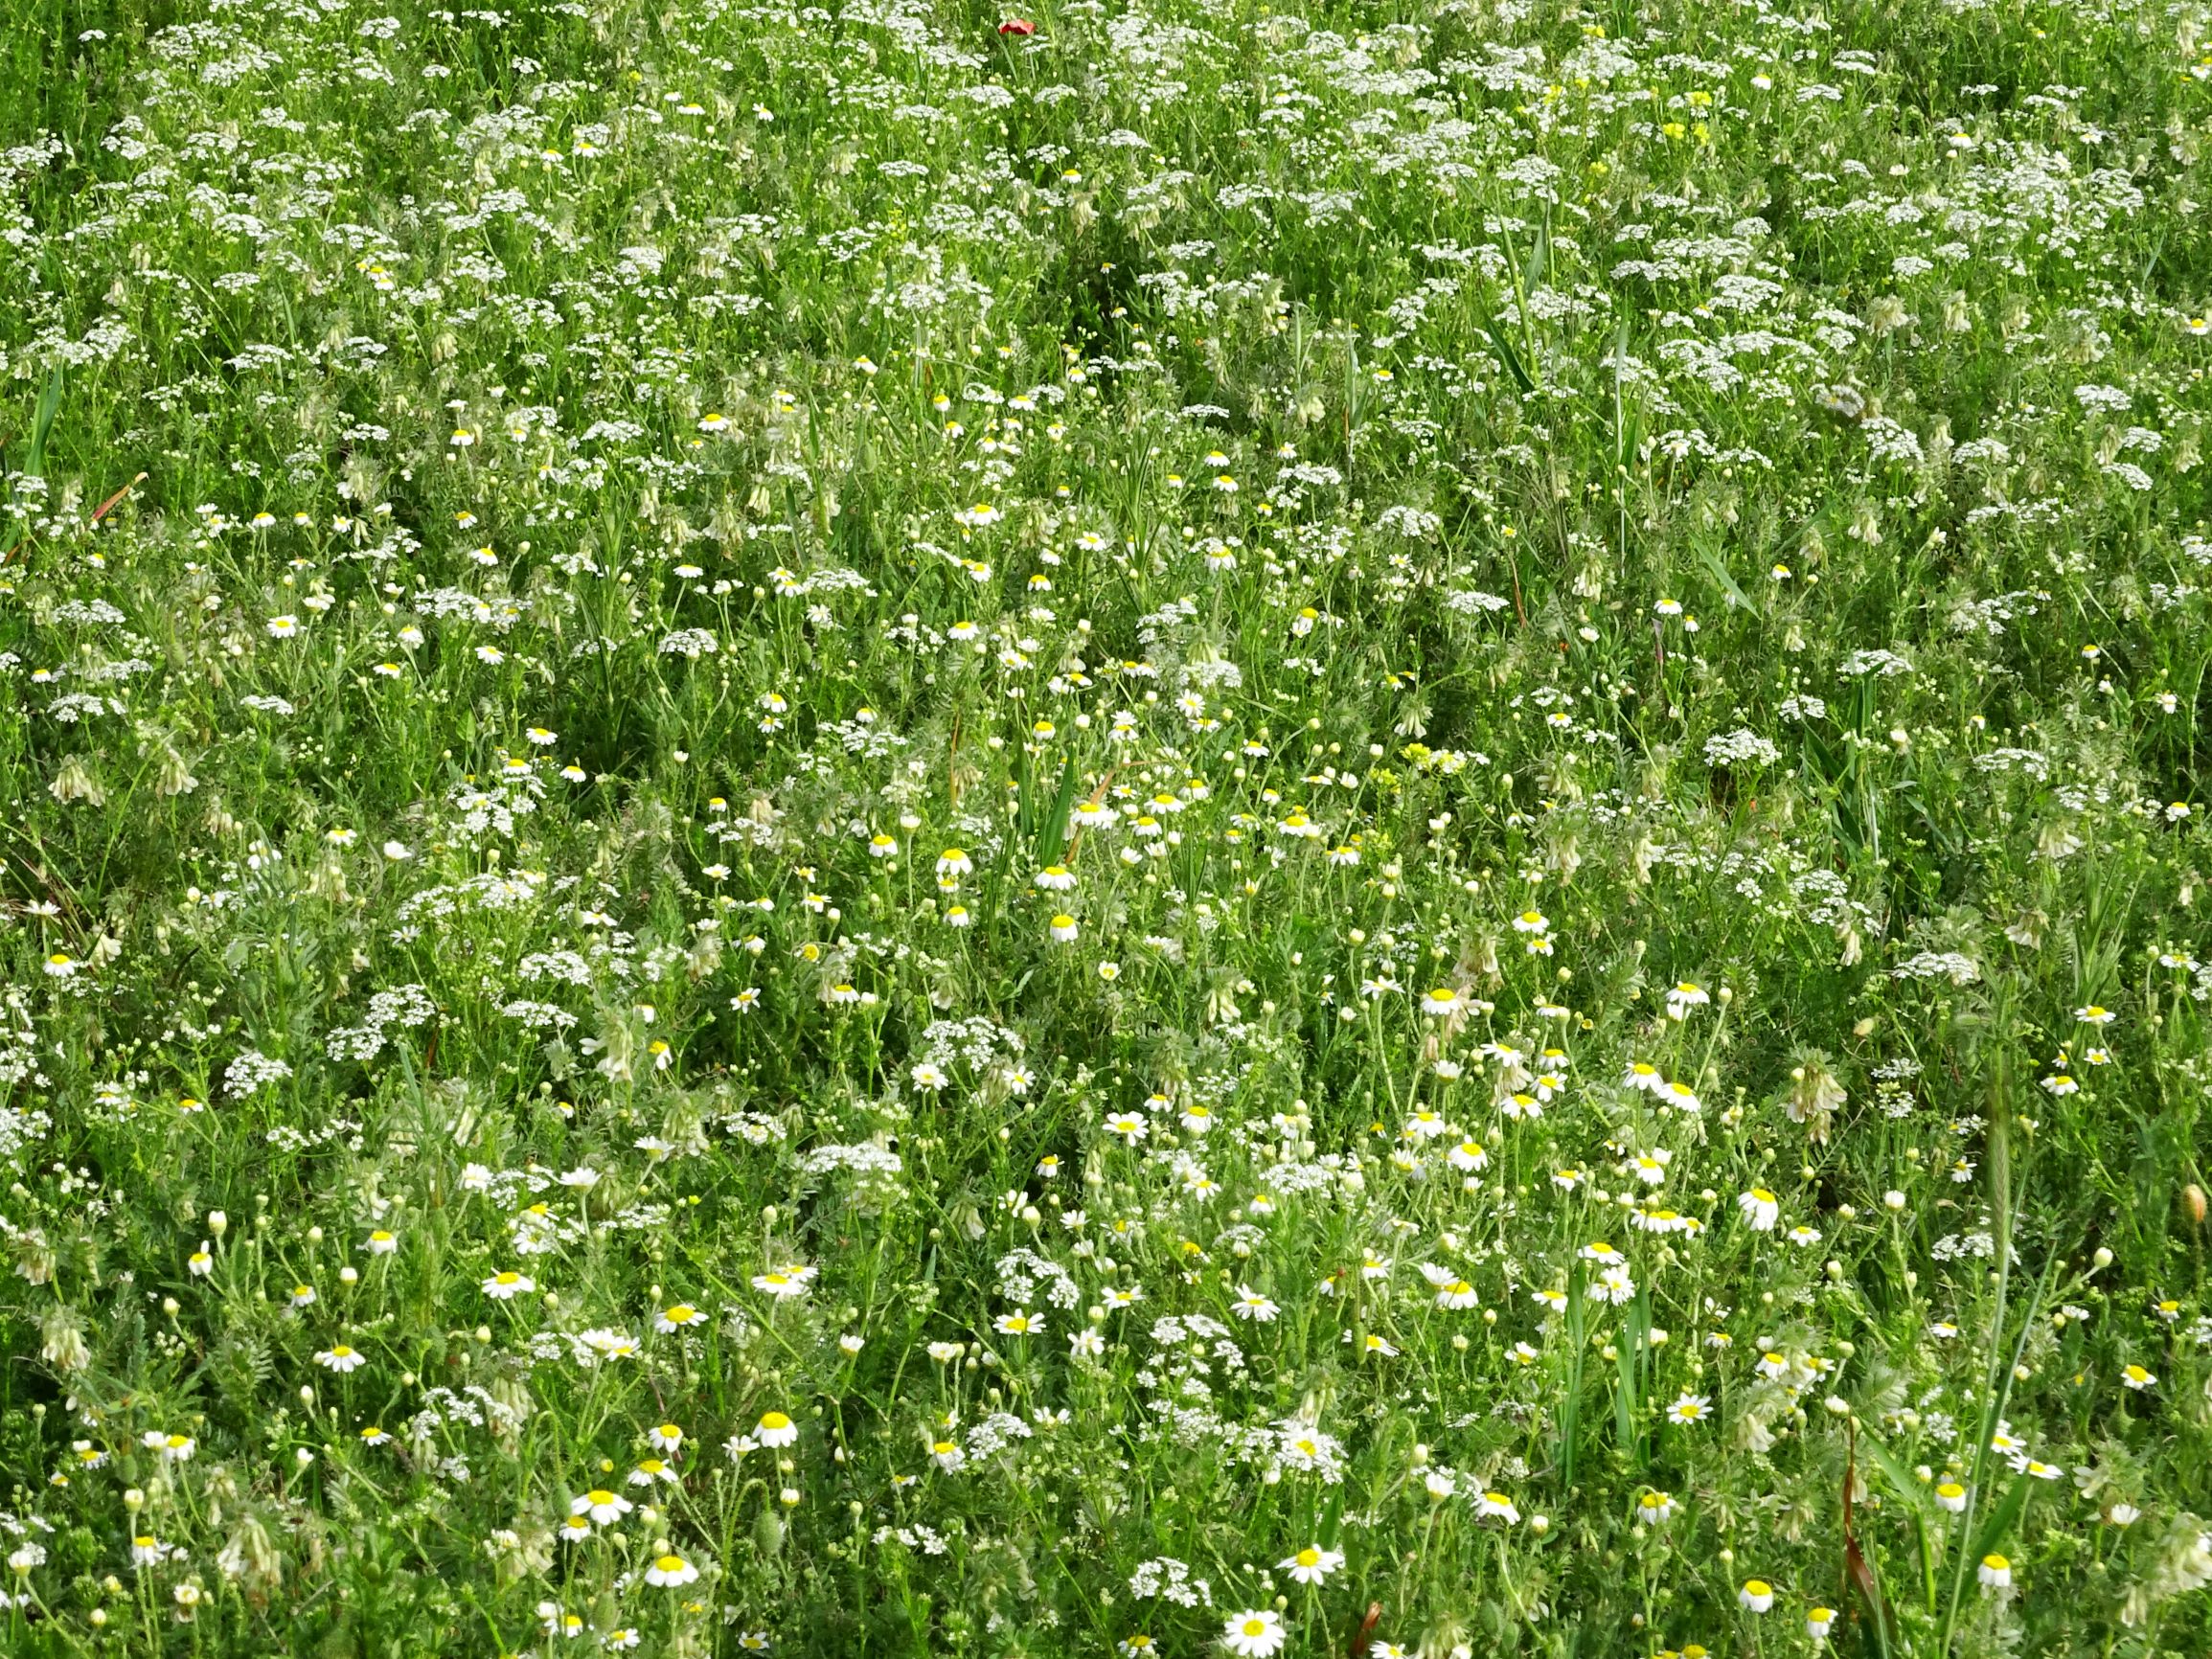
(1941, 1036, 2012, 1653)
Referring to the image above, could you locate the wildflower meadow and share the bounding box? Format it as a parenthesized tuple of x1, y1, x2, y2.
(2, 0, 2211, 1653)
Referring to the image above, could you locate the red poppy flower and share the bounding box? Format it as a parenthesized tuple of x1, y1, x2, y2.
(997, 17, 1036, 34)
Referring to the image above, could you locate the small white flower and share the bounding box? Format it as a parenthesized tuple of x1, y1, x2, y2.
(1220, 1609, 1288, 1658)
(571, 1489, 633, 1526)
(1231, 1284, 1280, 1322)
(1475, 1490, 1520, 1524)
(755, 1411, 798, 1447)
(1278, 1545, 1342, 1584)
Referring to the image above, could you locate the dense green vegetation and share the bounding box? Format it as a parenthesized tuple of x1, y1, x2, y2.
(1, 0, 2210, 1654)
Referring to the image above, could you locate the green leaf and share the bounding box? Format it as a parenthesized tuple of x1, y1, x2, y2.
(0, 366, 63, 560)
(1559, 1261, 1586, 1487)
(1857, 1425, 1929, 1515)
(1012, 748, 1036, 841)
(1970, 1470, 2033, 1565)
(1695, 541, 1754, 613)
(1611, 1335, 1636, 1456)
(1037, 756, 1078, 863)
(1484, 318, 1536, 396)
(26, 365, 62, 479)
(1611, 321, 1640, 468)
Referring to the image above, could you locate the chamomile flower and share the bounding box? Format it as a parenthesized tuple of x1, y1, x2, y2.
(755, 1411, 798, 1446)
(1666, 1393, 1712, 1425)
(1422, 1265, 1480, 1309)
(1220, 1609, 1288, 1658)
(572, 1489, 633, 1526)
(1637, 1489, 1677, 1524)
(1279, 1544, 1343, 1583)
(1231, 1284, 1280, 1322)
